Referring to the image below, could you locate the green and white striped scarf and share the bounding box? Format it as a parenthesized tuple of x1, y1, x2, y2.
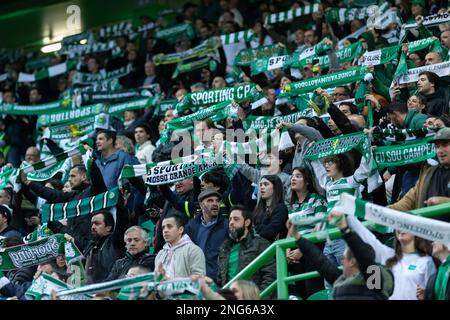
(25, 56, 52, 72)
(283, 66, 369, 97)
(234, 43, 287, 67)
(304, 132, 370, 161)
(0, 165, 20, 192)
(40, 188, 119, 223)
(120, 155, 197, 179)
(23, 157, 72, 182)
(44, 118, 95, 141)
(155, 23, 195, 44)
(72, 64, 132, 85)
(325, 2, 389, 24)
(0, 234, 83, 270)
(220, 30, 255, 45)
(98, 21, 134, 38)
(26, 273, 92, 300)
(21, 145, 86, 174)
(106, 96, 159, 115)
(243, 110, 312, 132)
(264, 3, 320, 25)
(251, 55, 289, 76)
(18, 59, 78, 83)
(23, 223, 53, 243)
(153, 37, 221, 65)
(333, 193, 450, 247)
(37, 103, 104, 127)
(402, 11, 450, 31)
(373, 127, 436, 142)
(374, 137, 436, 169)
(0, 98, 71, 116)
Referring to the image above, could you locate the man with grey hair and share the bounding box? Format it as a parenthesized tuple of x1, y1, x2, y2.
(105, 226, 155, 281)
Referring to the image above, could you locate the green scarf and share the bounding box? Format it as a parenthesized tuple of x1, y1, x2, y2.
(0, 98, 71, 116)
(374, 138, 436, 169)
(234, 43, 287, 67)
(250, 55, 289, 76)
(283, 66, 369, 97)
(47, 117, 96, 141)
(265, 3, 320, 25)
(61, 40, 121, 58)
(24, 157, 72, 182)
(172, 56, 217, 79)
(243, 110, 311, 132)
(40, 188, 119, 223)
(156, 99, 177, 116)
(373, 127, 436, 142)
(325, 2, 389, 24)
(153, 37, 221, 65)
(434, 256, 450, 300)
(26, 273, 92, 300)
(220, 30, 255, 45)
(0, 234, 83, 270)
(37, 103, 104, 127)
(304, 132, 370, 161)
(334, 193, 450, 247)
(73, 65, 132, 85)
(155, 23, 195, 45)
(106, 97, 159, 115)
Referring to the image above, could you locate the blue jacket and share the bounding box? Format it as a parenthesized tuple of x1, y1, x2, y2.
(185, 214, 228, 281)
(95, 150, 139, 189)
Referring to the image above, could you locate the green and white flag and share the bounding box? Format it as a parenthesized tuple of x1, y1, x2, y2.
(153, 37, 221, 65)
(398, 61, 450, 84)
(265, 3, 320, 25)
(72, 65, 132, 85)
(21, 145, 86, 174)
(56, 272, 155, 297)
(251, 55, 289, 76)
(155, 23, 195, 45)
(18, 59, 78, 82)
(106, 97, 159, 115)
(0, 234, 83, 270)
(175, 84, 264, 111)
(304, 132, 370, 161)
(37, 103, 104, 127)
(40, 188, 119, 223)
(0, 99, 71, 116)
(374, 138, 436, 169)
(333, 193, 450, 247)
(234, 43, 287, 67)
(61, 40, 121, 58)
(283, 66, 369, 96)
(220, 30, 255, 45)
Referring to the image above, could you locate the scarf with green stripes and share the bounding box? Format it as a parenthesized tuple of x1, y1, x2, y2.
(73, 64, 132, 85)
(333, 193, 450, 247)
(155, 23, 196, 45)
(325, 2, 389, 24)
(220, 30, 255, 45)
(373, 127, 436, 142)
(304, 132, 370, 161)
(402, 11, 450, 31)
(0, 165, 20, 191)
(283, 66, 369, 97)
(23, 157, 72, 182)
(250, 55, 289, 76)
(45, 118, 95, 140)
(25, 56, 53, 72)
(175, 84, 265, 111)
(106, 96, 159, 115)
(243, 110, 312, 132)
(18, 59, 78, 83)
(234, 43, 287, 67)
(0, 234, 83, 270)
(264, 3, 320, 25)
(40, 188, 119, 223)
(374, 137, 436, 169)
(153, 37, 221, 65)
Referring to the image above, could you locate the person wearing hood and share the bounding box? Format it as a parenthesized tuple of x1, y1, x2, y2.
(155, 214, 206, 279)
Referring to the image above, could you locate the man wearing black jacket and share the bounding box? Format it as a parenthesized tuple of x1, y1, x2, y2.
(287, 211, 394, 300)
(84, 204, 128, 284)
(21, 160, 107, 252)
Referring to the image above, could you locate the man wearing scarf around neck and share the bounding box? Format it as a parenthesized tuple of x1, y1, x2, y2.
(154, 214, 205, 279)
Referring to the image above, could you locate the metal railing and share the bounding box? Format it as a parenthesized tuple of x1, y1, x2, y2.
(223, 202, 450, 299)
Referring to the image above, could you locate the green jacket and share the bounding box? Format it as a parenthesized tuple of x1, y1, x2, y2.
(404, 109, 427, 130)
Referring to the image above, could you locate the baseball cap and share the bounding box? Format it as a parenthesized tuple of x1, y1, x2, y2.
(0, 204, 13, 223)
(428, 127, 450, 143)
(198, 189, 222, 202)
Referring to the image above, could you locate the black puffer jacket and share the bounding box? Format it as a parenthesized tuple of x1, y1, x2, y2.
(297, 231, 393, 300)
(217, 230, 275, 291)
(27, 161, 107, 252)
(420, 87, 449, 116)
(105, 250, 155, 281)
(83, 204, 129, 284)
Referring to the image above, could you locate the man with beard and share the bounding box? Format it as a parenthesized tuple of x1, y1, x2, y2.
(83, 201, 129, 283)
(216, 205, 275, 291)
